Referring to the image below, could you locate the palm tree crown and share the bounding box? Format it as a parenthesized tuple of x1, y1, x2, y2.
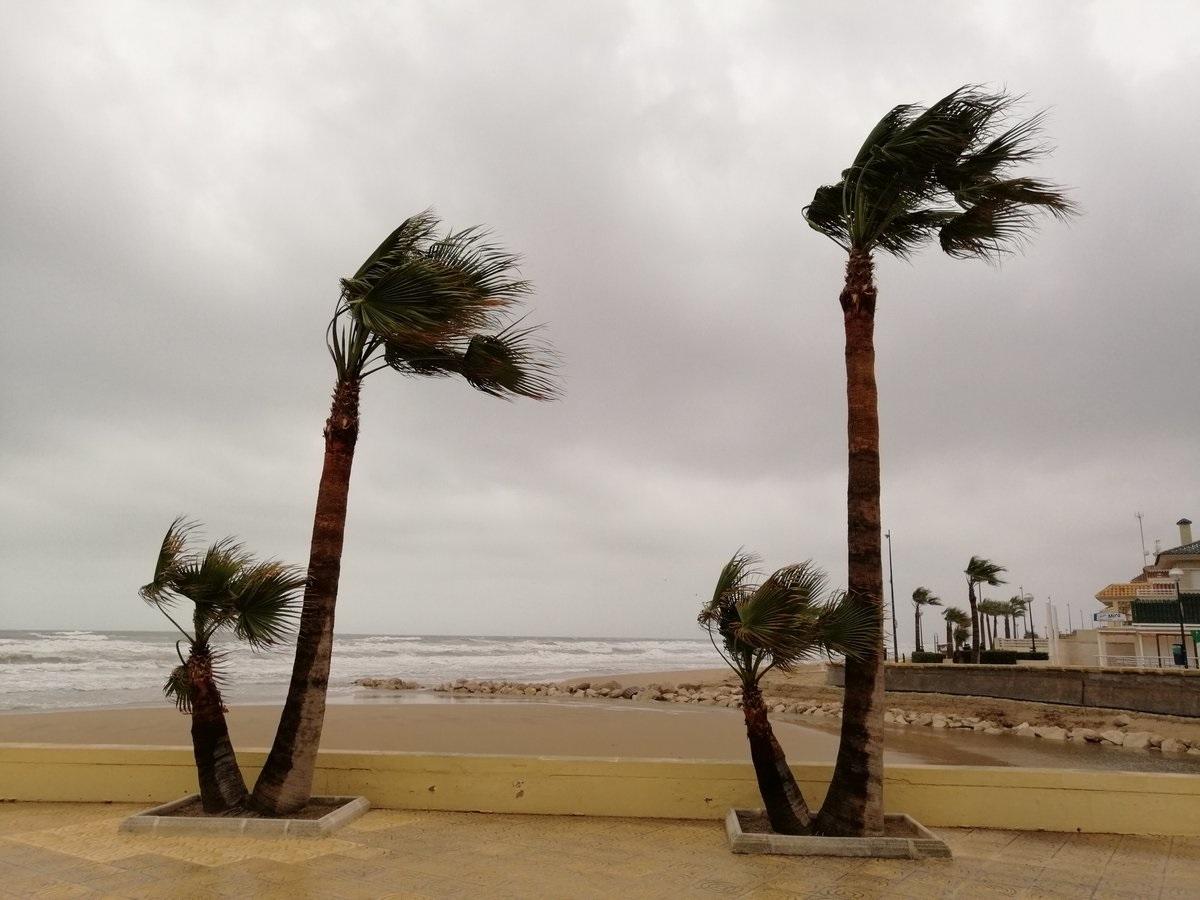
(804, 86, 1076, 260)
(328, 210, 557, 398)
(698, 552, 874, 684)
(965, 556, 1008, 589)
(912, 587, 942, 609)
(141, 517, 305, 710)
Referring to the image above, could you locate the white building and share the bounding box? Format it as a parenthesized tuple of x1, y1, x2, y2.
(1092, 518, 1200, 667)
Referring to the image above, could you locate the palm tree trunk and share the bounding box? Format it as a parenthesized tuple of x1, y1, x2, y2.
(188, 650, 248, 813)
(969, 584, 981, 664)
(742, 682, 813, 834)
(945, 621, 953, 656)
(815, 249, 885, 838)
(914, 607, 922, 653)
(251, 379, 360, 814)
(1004, 615, 1012, 640)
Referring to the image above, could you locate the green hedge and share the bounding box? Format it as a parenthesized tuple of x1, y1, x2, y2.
(1013, 651, 1049, 661)
(910, 651, 944, 663)
(979, 650, 1019, 664)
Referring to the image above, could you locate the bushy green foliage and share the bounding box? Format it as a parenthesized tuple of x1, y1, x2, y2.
(910, 651, 945, 663)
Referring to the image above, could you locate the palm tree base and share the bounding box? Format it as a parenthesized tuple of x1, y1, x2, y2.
(725, 808, 951, 859)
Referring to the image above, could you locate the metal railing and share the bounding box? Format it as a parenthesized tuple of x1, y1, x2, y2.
(1098, 654, 1181, 668)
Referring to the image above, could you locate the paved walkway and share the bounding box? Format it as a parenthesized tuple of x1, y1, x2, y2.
(0, 803, 1194, 898)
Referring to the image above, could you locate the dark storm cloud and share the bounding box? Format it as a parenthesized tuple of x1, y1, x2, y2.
(2, 1, 1197, 647)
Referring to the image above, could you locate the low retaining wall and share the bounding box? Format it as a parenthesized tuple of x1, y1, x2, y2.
(3, 744, 1200, 836)
(826, 663, 1200, 717)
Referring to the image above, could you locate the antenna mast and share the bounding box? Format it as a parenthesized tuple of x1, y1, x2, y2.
(1136, 512, 1149, 566)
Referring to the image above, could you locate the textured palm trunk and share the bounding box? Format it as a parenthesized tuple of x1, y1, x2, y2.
(742, 682, 813, 834)
(814, 249, 885, 837)
(945, 621, 953, 656)
(914, 607, 922, 653)
(1004, 616, 1012, 640)
(187, 650, 248, 813)
(969, 583, 981, 663)
(251, 379, 360, 814)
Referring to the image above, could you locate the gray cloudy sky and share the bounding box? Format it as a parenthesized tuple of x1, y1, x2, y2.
(2, 1, 1198, 646)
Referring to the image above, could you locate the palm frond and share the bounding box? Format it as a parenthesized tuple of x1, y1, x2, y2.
(459, 322, 559, 400)
(342, 210, 440, 301)
(912, 587, 942, 608)
(163, 664, 193, 714)
(965, 555, 1008, 587)
(224, 561, 305, 650)
(140, 516, 199, 605)
(807, 85, 1076, 258)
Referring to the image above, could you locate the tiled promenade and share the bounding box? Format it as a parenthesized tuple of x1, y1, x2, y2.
(0, 803, 1194, 899)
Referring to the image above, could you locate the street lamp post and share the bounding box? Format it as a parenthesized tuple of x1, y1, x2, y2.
(1170, 567, 1189, 669)
(885, 530, 898, 662)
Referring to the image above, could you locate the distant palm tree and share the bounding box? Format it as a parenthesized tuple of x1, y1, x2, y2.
(978, 599, 1010, 650)
(911, 588, 942, 653)
(140, 518, 304, 812)
(251, 212, 558, 815)
(966, 556, 1008, 661)
(804, 86, 1074, 835)
(1007, 595, 1028, 638)
(954, 625, 970, 652)
(943, 608, 972, 654)
(698, 552, 873, 835)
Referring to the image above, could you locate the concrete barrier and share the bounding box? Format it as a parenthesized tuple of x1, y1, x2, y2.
(826, 663, 1200, 717)
(3, 744, 1200, 836)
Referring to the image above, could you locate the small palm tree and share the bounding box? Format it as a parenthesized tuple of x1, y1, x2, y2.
(977, 599, 1009, 650)
(1007, 596, 1028, 638)
(953, 625, 970, 652)
(804, 86, 1074, 835)
(252, 211, 558, 815)
(942, 608, 972, 654)
(911, 588, 942, 653)
(140, 518, 304, 813)
(965, 557, 1008, 662)
(698, 551, 873, 835)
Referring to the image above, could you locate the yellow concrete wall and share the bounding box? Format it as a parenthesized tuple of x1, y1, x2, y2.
(3, 744, 1199, 836)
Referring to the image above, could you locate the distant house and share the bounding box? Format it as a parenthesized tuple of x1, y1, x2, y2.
(1093, 518, 1200, 667)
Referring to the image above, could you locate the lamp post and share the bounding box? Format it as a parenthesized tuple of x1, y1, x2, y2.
(885, 530, 898, 662)
(1170, 567, 1189, 669)
(1021, 590, 1036, 654)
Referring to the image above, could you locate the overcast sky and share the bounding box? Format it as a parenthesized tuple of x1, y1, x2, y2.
(2, 1, 1197, 646)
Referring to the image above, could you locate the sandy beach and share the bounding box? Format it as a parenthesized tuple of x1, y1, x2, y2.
(5, 663, 1200, 773)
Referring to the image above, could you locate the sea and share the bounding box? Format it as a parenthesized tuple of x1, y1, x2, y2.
(0, 630, 720, 713)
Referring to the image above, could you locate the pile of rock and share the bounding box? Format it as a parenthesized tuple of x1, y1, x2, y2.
(353, 677, 421, 690)
(354, 676, 1200, 754)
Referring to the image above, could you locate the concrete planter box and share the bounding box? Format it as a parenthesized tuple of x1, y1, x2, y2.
(725, 809, 951, 859)
(120, 794, 370, 837)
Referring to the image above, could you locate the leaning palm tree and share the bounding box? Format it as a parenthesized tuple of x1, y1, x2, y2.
(1007, 595, 1027, 638)
(965, 557, 1008, 662)
(251, 212, 558, 814)
(911, 588, 941, 653)
(698, 551, 873, 835)
(943, 607, 971, 655)
(140, 517, 304, 812)
(803, 86, 1074, 835)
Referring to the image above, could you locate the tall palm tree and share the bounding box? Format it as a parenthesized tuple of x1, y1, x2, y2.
(140, 518, 304, 812)
(251, 212, 558, 814)
(911, 587, 942, 653)
(942, 607, 971, 654)
(965, 558, 1008, 662)
(698, 552, 873, 835)
(1008, 595, 1028, 638)
(803, 86, 1074, 835)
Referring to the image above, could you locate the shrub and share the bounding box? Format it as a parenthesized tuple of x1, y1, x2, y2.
(979, 650, 1019, 665)
(910, 651, 944, 663)
(1013, 651, 1049, 661)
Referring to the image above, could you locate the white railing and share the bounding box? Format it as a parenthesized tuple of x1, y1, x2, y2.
(1135, 584, 1179, 601)
(994, 638, 1047, 651)
(1098, 654, 1182, 668)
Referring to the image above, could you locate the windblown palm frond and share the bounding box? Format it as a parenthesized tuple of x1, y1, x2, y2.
(942, 607, 971, 627)
(224, 561, 306, 650)
(699, 553, 875, 682)
(163, 664, 193, 713)
(140, 517, 199, 605)
(912, 587, 942, 608)
(965, 556, 1008, 587)
(325, 211, 558, 400)
(804, 85, 1076, 261)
